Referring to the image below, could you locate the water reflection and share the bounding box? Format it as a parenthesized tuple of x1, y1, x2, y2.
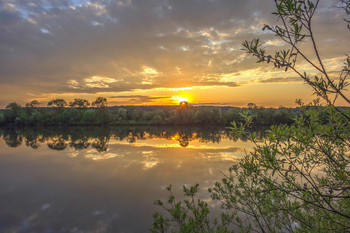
(70, 137, 90, 150)
(3, 130, 23, 148)
(0, 126, 264, 232)
(0, 126, 265, 152)
(48, 136, 68, 151)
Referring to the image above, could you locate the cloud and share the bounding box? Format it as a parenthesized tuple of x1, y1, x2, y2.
(110, 95, 169, 103)
(2, 3, 18, 12)
(0, 0, 348, 106)
(0, 0, 274, 87)
(67, 79, 81, 89)
(141, 66, 159, 76)
(197, 81, 240, 87)
(140, 66, 160, 85)
(84, 76, 117, 88)
(67, 76, 118, 89)
(258, 77, 302, 84)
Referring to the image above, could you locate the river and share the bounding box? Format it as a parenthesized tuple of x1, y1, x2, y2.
(0, 126, 261, 232)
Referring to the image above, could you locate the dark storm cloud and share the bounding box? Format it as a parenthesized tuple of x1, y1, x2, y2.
(0, 0, 348, 99)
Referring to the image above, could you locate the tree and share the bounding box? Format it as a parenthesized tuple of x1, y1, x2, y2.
(0, 111, 5, 125)
(247, 102, 257, 109)
(25, 100, 40, 109)
(81, 110, 96, 124)
(47, 99, 67, 112)
(5, 102, 21, 112)
(69, 98, 90, 110)
(116, 108, 127, 121)
(92, 97, 108, 108)
(152, 0, 350, 232)
(25, 100, 40, 116)
(4, 102, 22, 124)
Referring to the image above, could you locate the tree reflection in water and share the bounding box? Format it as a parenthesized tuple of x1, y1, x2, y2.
(92, 136, 109, 152)
(47, 137, 68, 151)
(3, 128, 23, 148)
(25, 137, 41, 149)
(173, 132, 193, 148)
(70, 138, 90, 150)
(0, 126, 266, 151)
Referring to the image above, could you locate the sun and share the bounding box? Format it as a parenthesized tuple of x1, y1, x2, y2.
(171, 96, 191, 104)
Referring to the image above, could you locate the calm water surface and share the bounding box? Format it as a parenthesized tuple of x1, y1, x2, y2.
(0, 126, 259, 233)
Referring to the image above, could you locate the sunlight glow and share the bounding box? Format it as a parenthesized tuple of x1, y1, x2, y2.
(171, 96, 191, 104)
(142, 66, 159, 76)
(168, 87, 193, 91)
(84, 76, 117, 88)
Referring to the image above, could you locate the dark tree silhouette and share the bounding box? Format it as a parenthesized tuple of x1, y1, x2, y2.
(47, 99, 67, 112)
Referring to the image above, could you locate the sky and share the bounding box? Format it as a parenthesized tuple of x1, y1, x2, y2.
(0, 0, 349, 108)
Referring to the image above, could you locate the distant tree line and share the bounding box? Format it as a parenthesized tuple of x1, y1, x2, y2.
(0, 97, 299, 126)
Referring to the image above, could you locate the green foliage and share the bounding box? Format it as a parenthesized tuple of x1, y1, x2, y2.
(194, 107, 224, 125)
(25, 100, 40, 114)
(128, 107, 146, 121)
(4, 102, 22, 124)
(115, 108, 128, 122)
(0, 111, 5, 125)
(212, 105, 350, 232)
(27, 111, 42, 125)
(67, 108, 84, 123)
(94, 107, 111, 125)
(0, 103, 305, 127)
(151, 184, 232, 233)
(81, 110, 96, 124)
(151, 113, 163, 124)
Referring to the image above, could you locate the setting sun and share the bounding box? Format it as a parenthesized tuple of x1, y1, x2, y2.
(171, 96, 191, 104)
